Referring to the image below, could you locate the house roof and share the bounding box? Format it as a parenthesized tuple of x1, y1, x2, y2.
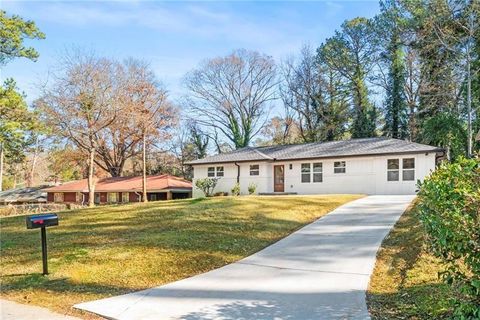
(44, 175, 192, 193)
(188, 137, 444, 165)
(0, 185, 49, 203)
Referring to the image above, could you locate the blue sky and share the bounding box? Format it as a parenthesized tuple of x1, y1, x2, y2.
(2, 0, 380, 108)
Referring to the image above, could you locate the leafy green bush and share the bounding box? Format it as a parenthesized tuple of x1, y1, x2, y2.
(231, 182, 240, 196)
(416, 157, 480, 319)
(248, 183, 257, 195)
(194, 178, 218, 197)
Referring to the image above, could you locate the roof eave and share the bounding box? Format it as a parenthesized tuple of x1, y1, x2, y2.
(188, 148, 445, 165)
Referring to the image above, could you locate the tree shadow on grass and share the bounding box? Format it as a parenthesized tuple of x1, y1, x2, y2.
(1, 273, 132, 297)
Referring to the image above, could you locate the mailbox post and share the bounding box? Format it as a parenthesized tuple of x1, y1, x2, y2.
(26, 214, 59, 275)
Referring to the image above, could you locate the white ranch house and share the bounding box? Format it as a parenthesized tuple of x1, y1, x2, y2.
(188, 137, 444, 197)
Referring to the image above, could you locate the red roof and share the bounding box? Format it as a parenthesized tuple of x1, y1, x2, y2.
(44, 175, 192, 193)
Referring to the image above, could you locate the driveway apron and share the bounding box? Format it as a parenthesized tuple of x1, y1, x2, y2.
(75, 195, 415, 320)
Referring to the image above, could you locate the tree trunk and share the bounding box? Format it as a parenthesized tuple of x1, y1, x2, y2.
(0, 142, 3, 191)
(27, 137, 40, 187)
(88, 147, 96, 207)
(142, 132, 148, 203)
(466, 53, 472, 158)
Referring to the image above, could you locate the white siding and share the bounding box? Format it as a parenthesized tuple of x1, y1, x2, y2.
(192, 152, 437, 197)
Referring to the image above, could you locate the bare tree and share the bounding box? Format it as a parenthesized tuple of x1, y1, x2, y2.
(37, 52, 116, 207)
(281, 45, 349, 142)
(281, 45, 324, 142)
(404, 48, 424, 141)
(422, 0, 479, 156)
(94, 59, 176, 177)
(184, 49, 277, 149)
(123, 60, 176, 202)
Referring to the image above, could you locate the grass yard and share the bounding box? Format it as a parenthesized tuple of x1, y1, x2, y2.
(367, 203, 455, 319)
(0, 194, 360, 318)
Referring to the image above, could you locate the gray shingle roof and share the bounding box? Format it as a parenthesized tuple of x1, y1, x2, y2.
(0, 185, 49, 203)
(187, 137, 444, 165)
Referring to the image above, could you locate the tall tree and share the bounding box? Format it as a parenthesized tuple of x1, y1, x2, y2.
(0, 10, 44, 189)
(185, 49, 277, 149)
(123, 61, 176, 202)
(320, 18, 378, 138)
(281, 45, 349, 142)
(403, 47, 424, 141)
(375, 0, 409, 139)
(0, 10, 45, 65)
(38, 53, 117, 207)
(281, 45, 324, 142)
(94, 59, 175, 177)
(428, 0, 479, 157)
(0, 79, 35, 190)
(189, 122, 209, 159)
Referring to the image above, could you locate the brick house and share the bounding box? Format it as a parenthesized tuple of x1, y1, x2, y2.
(44, 175, 192, 205)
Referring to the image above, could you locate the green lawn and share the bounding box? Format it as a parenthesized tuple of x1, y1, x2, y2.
(367, 203, 456, 319)
(0, 194, 361, 318)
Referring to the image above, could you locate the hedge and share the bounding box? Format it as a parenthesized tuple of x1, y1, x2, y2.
(417, 157, 480, 319)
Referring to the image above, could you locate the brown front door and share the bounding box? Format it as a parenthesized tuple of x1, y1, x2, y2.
(274, 165, 285, 192)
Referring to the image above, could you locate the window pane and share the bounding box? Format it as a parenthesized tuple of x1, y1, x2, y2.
(334, 161, 346, 174)
(403, 158, 415, 169)
(387, 170, 399, 181)
(334, 168, 346, 174)
(108, 193, 117, 203)
(313, 163, 322, 172)
(301, 173, 310, 183)
(207, 167, 215, 177)
(313, 173, 323, 183)
(301, 163, 311, 173)
(216, 166, 224, 177)
(403, 169, 415, 181)
(250, 164, 259, 176)
(387, 159, 399, 170)
(334, 161, 345, 168)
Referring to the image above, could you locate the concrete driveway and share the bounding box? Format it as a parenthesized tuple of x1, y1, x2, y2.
(75, 195, 415, 320)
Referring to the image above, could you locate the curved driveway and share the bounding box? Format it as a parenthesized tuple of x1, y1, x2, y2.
(75, 195, 415, 320)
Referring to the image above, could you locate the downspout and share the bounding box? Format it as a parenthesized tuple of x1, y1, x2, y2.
(435, 150, 446, 165)
(234, 162, 240, 184)
(134, 191, 142, 202)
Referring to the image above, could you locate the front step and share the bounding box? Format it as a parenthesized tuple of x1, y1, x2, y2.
(258, 192, 298, 196)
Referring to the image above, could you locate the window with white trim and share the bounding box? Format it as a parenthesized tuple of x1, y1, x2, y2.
(122, 192, 129, 203)
(216, 166, 224, 177)
(387, 159, 400, 181)
(250, 164, 259, 176)
(107, 192, 117, 203)
(402, 158, 415, 181)
(207, 167, 215, 177)
(301, 163, 311, 183)
(54, 192, 64, 203)
(334, 161, 346, 174)
(313, 163, 323, 182)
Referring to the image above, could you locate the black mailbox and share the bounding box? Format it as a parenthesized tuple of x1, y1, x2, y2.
(26, 213, 58, 275)
(26, 214, 59, 229)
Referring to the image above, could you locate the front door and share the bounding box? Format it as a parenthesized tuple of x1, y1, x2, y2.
(274, 165, 285, 192)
